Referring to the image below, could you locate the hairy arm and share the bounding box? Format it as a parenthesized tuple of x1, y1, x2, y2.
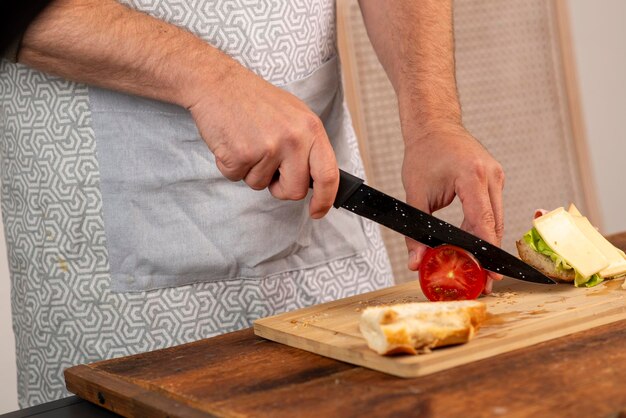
(358, 0, 462, 133)
(19, 0, 339, 217)
(20, 0, 225, 109)
(359, 0, 504, 291)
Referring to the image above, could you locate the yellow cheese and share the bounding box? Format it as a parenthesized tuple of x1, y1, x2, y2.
(567, 203, 583, 217)
(567, 205, 626, 278)
(533, 207, 608, 277)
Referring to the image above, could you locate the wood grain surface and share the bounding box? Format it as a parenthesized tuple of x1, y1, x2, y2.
(64, 232, 626, 417)
(66, 321, 626, 418)
(254, 276, 626, 377)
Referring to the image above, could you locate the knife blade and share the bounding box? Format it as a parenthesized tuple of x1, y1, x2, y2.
(332, 169, 555, 284)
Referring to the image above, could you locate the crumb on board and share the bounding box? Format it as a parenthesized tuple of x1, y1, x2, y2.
(488, 291, 518, 299)
(290, 312, 330, 329)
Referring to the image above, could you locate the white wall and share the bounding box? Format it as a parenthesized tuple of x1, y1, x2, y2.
(0, 218, 17, 413)
(0, 1, 625, 413)
(568, 0, 626, 234)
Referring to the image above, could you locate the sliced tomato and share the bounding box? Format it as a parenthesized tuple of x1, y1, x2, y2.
(419, 245, 486, 301)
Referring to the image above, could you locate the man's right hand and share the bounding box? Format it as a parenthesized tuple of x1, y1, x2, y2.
(186, 66, 339, 219)
(18, 0, 339, 219)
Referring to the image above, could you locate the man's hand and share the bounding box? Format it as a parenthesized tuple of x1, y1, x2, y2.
(359, 0, 506, 292)
(18, 0, 338, 218)
(402, 123, 505, 292)
(186, 67, 338, 219)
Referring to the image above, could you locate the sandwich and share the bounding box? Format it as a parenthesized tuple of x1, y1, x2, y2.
(359, 300, 486, 355)
(516, 204, 626, 287)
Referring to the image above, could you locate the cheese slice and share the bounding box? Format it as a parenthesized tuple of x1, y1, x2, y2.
(567, 203, 583, 217)
(533, 207, 608, 277)
(570, 216, 626, 278)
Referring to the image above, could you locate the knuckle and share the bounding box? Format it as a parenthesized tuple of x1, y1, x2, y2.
(494, 164, 505, 187)
(480, 210, 496, 227)
(283, 133, 301, 150)
(262, 141, 278, 160)
(245, 175, 269, 191)
(470, 161, 488, 182)
(236, 147, 256, 165)
(495, 222, 505, 238)
(215, 158, 241, 181)
(304, 113, 324, 138)
(220, 170, 241, 182)
(278, 123, 301, 149)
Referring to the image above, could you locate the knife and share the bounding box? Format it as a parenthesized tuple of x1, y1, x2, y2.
(330, 169, 555, 284)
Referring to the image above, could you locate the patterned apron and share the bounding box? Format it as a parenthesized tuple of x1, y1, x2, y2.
(0, 0, 393, 407)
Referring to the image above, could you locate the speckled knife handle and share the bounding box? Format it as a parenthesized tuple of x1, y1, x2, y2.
(332, 169, 364, 208)
(305, 169, 364, 208)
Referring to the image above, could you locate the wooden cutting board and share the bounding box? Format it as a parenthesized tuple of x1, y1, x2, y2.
(254, 277, 626, 378)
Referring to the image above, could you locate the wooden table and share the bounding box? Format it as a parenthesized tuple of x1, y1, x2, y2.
(53, 233, 626, 417)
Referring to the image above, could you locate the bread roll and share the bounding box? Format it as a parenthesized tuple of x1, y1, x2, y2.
(359, 300, 487, 355)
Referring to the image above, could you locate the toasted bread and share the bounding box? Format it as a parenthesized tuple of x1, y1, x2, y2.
(359, 300, 487, 355)
(515, 239, 574, 282)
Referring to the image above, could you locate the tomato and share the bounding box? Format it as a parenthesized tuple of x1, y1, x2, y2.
(419, 245, 486, 301)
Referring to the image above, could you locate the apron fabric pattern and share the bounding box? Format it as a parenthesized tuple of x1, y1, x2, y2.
(0, 0, 394, 407)
(118, 0, 338, 86)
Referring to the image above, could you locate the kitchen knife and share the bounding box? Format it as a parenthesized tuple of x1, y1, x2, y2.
(331, 169, 555, 284)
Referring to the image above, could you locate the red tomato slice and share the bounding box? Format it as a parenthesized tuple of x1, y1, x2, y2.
(419, 245, 486, 301)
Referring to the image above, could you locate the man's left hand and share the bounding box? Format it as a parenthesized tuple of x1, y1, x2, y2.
(402, 123, 505, 293)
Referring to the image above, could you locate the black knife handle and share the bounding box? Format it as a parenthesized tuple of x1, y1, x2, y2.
(333, 169, 364, 208)
(303, 169, 366, 208)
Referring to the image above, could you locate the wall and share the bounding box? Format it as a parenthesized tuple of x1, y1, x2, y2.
(568, 0, 626, 234)
(0, 219, 17, 412)
(0, 0, 625, 413)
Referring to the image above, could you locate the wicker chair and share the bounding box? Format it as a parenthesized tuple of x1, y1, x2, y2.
(337, 0, 599, 284)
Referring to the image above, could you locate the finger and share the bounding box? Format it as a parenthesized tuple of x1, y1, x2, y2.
(268, 151, 310, 202)
(457, 174, 497, 246)
(488, 166, 505, 246)
(404, 185, 432, 271)
(487, 270, 502, 283)
(307, 135, 339, 219)
(215, 153, 255, 182)
(407, 240, 428, 271)
(244, 154, 281, 190)
(483, 277, 494, 294)
(487, 166, 505, 281)
(457, 174, 503, 281)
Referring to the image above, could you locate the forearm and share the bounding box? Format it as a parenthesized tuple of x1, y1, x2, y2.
(18, 0, 341, 216)
(358, 0, 462, 136)
(19, 0, 236, 109)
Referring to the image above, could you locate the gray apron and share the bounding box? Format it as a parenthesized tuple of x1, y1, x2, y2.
(0, 0, 394, 407)
(91, 56, 367, 291)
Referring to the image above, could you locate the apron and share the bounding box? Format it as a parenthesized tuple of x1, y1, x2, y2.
(91, 56, 368, 292)
(0, 0, 394, 407)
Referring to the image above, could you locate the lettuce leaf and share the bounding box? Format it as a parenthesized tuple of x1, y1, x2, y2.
(523, 228, 603, 288)
(575, 272, 603, 287)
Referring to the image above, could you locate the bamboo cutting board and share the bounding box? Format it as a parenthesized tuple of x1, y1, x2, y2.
(253, 277, 626, 378)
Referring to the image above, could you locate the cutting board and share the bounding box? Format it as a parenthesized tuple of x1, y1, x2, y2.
(254, 277, 626, 378)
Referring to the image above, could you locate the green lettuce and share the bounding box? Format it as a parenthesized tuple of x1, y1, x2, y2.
(523, 228, 603, 288)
